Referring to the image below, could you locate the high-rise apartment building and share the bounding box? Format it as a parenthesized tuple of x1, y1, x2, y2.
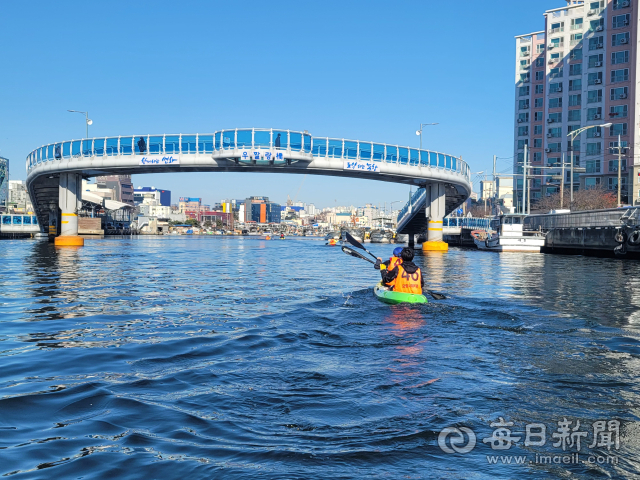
(0, 157, 8, 211)
(514, 0, 637, 207)
(96, 175, 134, 205)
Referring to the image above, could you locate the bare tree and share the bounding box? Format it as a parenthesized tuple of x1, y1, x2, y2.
(531, 186, 617, 213)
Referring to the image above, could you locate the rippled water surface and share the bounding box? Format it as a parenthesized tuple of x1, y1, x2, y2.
(2, 236, 640, 479)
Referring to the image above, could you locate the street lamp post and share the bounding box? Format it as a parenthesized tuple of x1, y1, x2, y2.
(566, 122, 612, 206)
(415, 123, 439, 150)
(67, 110, 93, 138)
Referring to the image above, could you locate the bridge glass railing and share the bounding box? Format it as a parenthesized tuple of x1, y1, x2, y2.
(443, 217, 492, 229)
(396, 187, 427, 223)
(1, 215, 38, 226)
(27, 128, 471, 183)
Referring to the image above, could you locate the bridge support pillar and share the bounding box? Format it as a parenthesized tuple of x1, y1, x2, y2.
(423, 183, 448, 252)
(55, 173, 84, 247)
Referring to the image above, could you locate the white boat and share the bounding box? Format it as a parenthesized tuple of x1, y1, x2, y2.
(472, 215, 546, 253)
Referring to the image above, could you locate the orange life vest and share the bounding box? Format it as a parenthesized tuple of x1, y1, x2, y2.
(388, 257, 402, 270)
(390, 265, 422, 294)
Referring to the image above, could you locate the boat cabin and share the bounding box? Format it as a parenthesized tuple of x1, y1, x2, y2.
(490, 215, 527, 237)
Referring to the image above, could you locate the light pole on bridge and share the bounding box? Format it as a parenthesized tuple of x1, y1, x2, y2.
(415, 123, 439, 150)
(67, 110, 93, 139)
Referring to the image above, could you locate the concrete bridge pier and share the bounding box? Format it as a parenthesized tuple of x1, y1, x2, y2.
(423, 183, 448, 252)
(55, 173, 84, 247)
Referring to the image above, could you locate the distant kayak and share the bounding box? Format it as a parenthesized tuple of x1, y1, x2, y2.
(373, 283, 428, 305)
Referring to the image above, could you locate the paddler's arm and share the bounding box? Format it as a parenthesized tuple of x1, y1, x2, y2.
(381, 265, 398, 284)
(374, 257, 390, 270)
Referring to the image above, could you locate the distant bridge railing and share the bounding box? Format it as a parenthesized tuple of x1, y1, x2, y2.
(1, 214, 40, 234)
(397, 187, 427, 224)
(26, 128, 470, 180)
(444, 217, 492, 230)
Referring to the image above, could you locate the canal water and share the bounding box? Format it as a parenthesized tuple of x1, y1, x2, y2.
(1, 237, 640, 479)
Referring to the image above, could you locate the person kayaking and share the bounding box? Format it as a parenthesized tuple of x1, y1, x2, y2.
(374, 246, 403, 272)
(379, 247, 424, 294)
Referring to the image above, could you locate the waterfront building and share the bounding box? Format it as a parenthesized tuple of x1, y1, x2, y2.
(178, 197, 210, 216)
(0, 156, 8, 211)
(96, 175, 134, 205)
(250, 201, 281, 223)
(514, 0, 637, 204)
(7, 180, 33, 212)
(134, 186, 171, 206)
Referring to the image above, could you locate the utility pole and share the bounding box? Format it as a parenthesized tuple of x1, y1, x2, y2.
(523, 144, 528, 214)
(560, 153, 565, 209)
(618, 133, 622, 207)
(492, 154, 497, 215)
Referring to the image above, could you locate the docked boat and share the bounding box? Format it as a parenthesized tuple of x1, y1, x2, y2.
(370, 229, 392, 243)
(373, 283, 427, 305)
(472, 215, 546, 253)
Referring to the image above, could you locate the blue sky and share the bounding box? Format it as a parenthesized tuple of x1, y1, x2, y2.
(0, 0, 560, 208)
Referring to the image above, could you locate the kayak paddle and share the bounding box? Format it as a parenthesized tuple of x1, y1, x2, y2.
(342, 246, 376, 264)
(341, 245, 447, 300)
(343, 232, 378, 261)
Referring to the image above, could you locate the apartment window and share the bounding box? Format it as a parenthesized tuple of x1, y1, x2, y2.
(611, 50, 629, 65)
(548, 127, 562, 138)
(610, 123, 628, 136)
(519, 86, 530, 96)
(610, 68, 629, 83)
(548, 142, 561, 153)
(586, 177, 601, 188)
(534, 98, 544, 108)
(607, 176, 627, 190)
(520, 73, 531, 83)
(548, 157, 561, 167)
(520, 59, 530, 68)
(608, 159, 627, 171)
(549, 83, 562, 93)
(518, 112, 529, 122)
(550, 67, 563, 79)
(609, 140, 628, 154)
(571, 18, 583, 30)
(550, 37, 564, 49)
(569, 79, 582, 91)
(568, 110, 581, 122)
(567, 125, 581, 134)
(518, 139, 529, 149)
(521, 46, 531, 56)
(586, 161, 601, 174)
(586, 143, 601, 156)
(587, 126, 602, 138)
(535, 84, 544, 94)
(535, 57, 544, 67)
(569, 94, 581, 106)
(517, 153, 524, 163)
(610, 105, 627, 118)
(536, 44, 545, 54)
(534, 138, 543, 148)
(533, 152, 542, 162)
(612, 32, 630, 46)
(613, 0, 630, 9)
(572, 155, 581, 165)
(588, 53, 604, 67)
(610, 86, 628, 100)
(569, 64, 582, 76)
(589, 36, 604, 50)
(519, 99, 530, 109)
(534, 125, 543, 135)
(612, 14, 630, 29)
(570, 48, 583, 60)
(535, 71, 544, 81)
(587, 89, 602, 103)
(550, 22, 564, 34)
(534, 111, 543, 122)
(588, 72, 603, 85)
(570, 33, 583, 45)
(590, 18, 604, 31)
(518, 126, 529, 136)
(569, 139, 581, 153)
(549, 98, 563, 109)
(590, 1, 604, 9)
(587, 107, 602, 120)
(548, 113, 562, 123)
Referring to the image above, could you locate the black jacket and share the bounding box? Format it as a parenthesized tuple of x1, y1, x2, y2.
(381, 260, 424, 289)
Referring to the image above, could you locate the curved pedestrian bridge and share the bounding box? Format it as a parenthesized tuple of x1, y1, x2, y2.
(25, 128, 472, 248)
